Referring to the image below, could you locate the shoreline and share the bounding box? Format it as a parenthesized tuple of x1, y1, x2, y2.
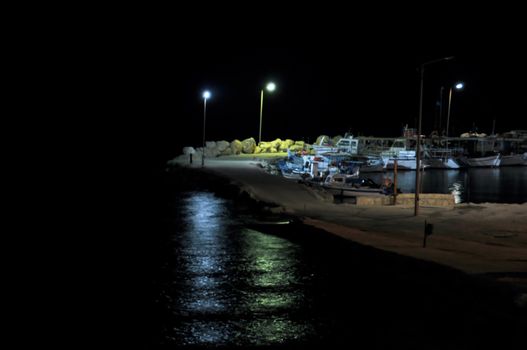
(167, 157, 527, 295)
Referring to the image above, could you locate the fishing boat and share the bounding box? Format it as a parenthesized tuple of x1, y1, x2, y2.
(458, 153, 501, 167)
(380, 138, 426, 170)
(321, 174, 386, 196)
(340, 155, 385, 173)
(424, 148, 463, 169)
(500, 153, 527, 166)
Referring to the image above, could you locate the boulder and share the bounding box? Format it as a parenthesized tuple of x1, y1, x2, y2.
(205, 141, 217, 149)
(182, 146, 196, 155)
(294, 140, 305, 147)
(241, 137, 257, 154)
(258, 141, 272, 152)
(230, 140, 242, 154)
(289, 144, 304, 152)
(315, 135, 330, 145)
(279, 139, 295, 151)
(220, 147, 233, 156)
(254, 146, 262, 154)
(216, 140, 230, 152)
(270, 138, 282, 149)
(204, 147, 220, 158)
(331, 135, 343, 145)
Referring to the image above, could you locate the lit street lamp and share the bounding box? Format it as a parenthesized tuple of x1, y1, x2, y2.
(446, 82, 464, 139)
(415, 56, 454, 216)
(259, 82, 276, 144)
(202, 90, 211, 167)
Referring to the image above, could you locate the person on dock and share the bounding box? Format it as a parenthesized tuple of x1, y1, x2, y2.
(382, 177, 394, 195)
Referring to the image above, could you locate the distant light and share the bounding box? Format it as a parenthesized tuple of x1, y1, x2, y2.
(455, 83, 464, 90)
(266, 82, 276, 92)
(203, 91, 211, 99)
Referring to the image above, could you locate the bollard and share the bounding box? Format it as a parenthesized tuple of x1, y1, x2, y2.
(393, 159, 398, 205)
(423, 220, 434, 248)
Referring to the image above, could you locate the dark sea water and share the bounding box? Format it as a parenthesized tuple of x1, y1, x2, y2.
(146, 189, 526, 348)
(367, 167, 527, 204)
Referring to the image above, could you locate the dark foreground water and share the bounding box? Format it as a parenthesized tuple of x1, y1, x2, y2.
(367, 167, 527, 203)
(146, 189, 526, 348)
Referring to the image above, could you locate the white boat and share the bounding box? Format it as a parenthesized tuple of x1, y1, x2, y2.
(380, 139, 426, 170)
(382, 152, 423, 170)
(424, 149, 463, 169)
(339, 155, 385, 173)
(424, 148, 463, 169)
(321, 174, 385, 196)
(500, 153, 527, 166)
(425, 157, 462, 169)
(312, 145, 339, 155)
(382, 151, 427, 170)
(280, 168, 304, 180)
(458, 154, 501, 167)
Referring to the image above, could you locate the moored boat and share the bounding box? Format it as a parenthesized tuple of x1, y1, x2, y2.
(424, 148, 463, 169)
(425, 157, 462, 169)
(500, 153, 526, 166)
(458, 153, 501, 167)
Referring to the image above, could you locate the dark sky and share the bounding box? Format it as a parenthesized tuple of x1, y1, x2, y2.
(145, 45, 526, 160)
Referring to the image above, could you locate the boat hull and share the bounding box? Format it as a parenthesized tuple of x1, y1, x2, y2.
(500, 154, 526, 166)
(383, 158, 425, 170)
(425, 157, 462, 169)
(459, 155, 501, 167)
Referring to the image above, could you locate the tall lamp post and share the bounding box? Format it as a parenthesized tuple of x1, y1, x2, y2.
(202, 90, 211, 167)
(446, 82, 464, 139)
(415, 56, 454, 216)
(259, 82, 276, 144)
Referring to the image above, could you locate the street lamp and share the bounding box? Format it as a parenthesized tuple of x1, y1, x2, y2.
(446, 82, 464, 139)
(202, 90, 211, 167)
(259, 82, 276, 144)
(415, 56, 454, 216)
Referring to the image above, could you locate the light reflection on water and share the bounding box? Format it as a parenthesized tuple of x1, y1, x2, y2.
(367, 167, 527, 203)
(165, 192, 314, 346)
(153, 190, 525, 347)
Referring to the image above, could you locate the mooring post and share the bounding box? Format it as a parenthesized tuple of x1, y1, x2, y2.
(423, 220, 427, 248)
(393, 159, 398, 205)
(423, 220, 434, 248)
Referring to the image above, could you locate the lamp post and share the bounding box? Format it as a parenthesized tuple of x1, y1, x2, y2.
(415, 56, 454, 216)
(202, 90, 211, 167)
(259, 82, 276, 144)
(439, 86, 444, 132)
(446, 82, 464, 139)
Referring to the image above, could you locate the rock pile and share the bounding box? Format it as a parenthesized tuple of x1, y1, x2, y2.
(179, 133, 351, 158)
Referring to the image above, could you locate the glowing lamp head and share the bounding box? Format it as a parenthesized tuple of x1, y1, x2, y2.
(455, 83, 464, 90)
(203, 91, 211, 99)
(266, 82, 276, 92)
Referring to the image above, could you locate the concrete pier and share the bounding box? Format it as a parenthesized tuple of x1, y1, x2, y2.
(173, 156, 527, 289)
